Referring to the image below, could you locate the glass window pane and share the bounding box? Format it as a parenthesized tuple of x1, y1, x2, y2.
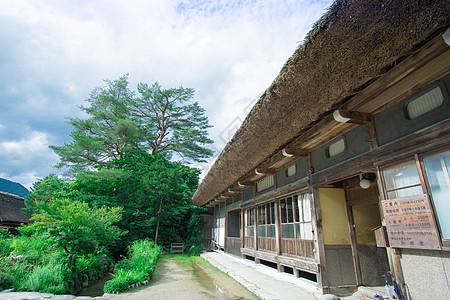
(266, 224, 276, 238)
(303, 193, 311, 222)
(282, 223, 295, 239)
(295, 223, 301, 239)
(424, 150, 450, 239)
(258, 206, 265, 225)
(248, 208, 254, 225)
(257, 225, 266, 237)
(287, 197, 294, 223)
(301, 223, 313, 240)
(280, 199, 287, 223)
(387, 186, 423, 199)
(406, 86, 444, 119)
(328, 137, 345, 157)
(245, 225, 254, 237)
(270, 202, 275, 224)
(383, 160, 421, 190)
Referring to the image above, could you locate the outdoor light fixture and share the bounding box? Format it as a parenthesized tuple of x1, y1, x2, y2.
(359, 174, 371, 189)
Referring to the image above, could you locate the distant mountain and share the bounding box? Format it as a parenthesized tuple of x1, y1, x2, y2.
(0, 178, 29, 198)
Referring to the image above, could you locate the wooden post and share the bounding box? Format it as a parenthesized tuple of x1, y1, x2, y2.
(275, 199, 282, 255)
(312, 187, 327, 288)
(241, 209, 245, 258)
(224, 211, 228, 253)
(254, 206, 258, 251)
(345, 190, 363, 286)
(366, 116, 379, 150)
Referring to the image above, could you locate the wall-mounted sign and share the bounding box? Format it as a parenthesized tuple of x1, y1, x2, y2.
(381, 195, 441, 250)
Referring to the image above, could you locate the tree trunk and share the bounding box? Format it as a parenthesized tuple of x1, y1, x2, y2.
(154, 198, 163, 244)
(154, 218, 160, 245)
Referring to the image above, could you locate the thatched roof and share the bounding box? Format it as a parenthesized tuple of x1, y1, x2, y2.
(0, 191, 30, 225)
(192, 0, 450, 207)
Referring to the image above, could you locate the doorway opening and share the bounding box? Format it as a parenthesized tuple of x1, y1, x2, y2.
(318, 172, 390, 287)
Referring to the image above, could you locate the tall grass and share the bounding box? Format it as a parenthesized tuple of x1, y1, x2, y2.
(104, 239, 160, 294)
(21, 263, 69, 294)
(0, 234, 112, 294)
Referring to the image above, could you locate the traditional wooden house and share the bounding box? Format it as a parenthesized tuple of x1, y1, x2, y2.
(192, 0, 450, 298)
(0, 191, 30, 234)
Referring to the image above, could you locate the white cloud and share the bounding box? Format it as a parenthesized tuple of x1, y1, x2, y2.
(1, 131, 49, 156)
(0, 0, 333, 186)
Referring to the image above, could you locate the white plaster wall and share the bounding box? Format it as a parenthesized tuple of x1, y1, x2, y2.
(212, 205, 219, 245)
(211, 203, 225, 248)
(401, 249, 450, 299)
(219, 202, 225, 247)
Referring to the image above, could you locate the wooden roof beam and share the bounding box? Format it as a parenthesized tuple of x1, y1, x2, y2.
(333, 110, 371, 125)
(255, 167, 276, 175)
(282, 147, 308, 157)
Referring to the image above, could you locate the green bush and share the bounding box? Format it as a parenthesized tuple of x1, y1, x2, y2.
(0, 233, 113, 294)
(21, 263, 69, 294)
(104, 277, 129, 293)
(188, 245, 202, 256)
(104, 239, 160, 294)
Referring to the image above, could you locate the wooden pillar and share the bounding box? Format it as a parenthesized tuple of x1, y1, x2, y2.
(241, 209, 245, 258)
(274, 199, 282, 255)
(366, 116, 379, 150)
(312, 187, 327, 288)
(224, 210, 228, 253)
(345, 191, 363, 286)
(254, 206, 258, 251)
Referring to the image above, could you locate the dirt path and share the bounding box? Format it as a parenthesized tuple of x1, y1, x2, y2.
(104, 256, 259, 300)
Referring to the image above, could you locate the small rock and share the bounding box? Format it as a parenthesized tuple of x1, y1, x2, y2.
(1, 288, 16, 293)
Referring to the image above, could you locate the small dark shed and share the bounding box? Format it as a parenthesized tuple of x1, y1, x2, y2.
(0, 191, 30, 233)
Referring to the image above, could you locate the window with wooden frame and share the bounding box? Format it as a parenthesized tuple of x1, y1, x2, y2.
(382, 159, 424, 199)
(279, 192, 313, 240)
(379, 149, 450, 249)
(405, 84, 445, 119)
(257, 201, 276, 238)
(423, 149, 450, 242)
(256, 175, 274, 193)
(244, 207, 255, 237)
(295, 193, 313, 240)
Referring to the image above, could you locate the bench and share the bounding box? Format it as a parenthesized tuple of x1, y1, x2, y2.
(170, 243, 184, 254)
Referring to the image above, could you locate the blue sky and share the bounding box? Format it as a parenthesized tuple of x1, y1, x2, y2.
(0, 0, 333, 188)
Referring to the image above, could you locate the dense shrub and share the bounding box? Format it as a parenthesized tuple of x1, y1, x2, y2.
(0, 232, 113, 294)
(104, 239, 160, 294)
(188, 245, 202, 256)
(21, 263, 69, 294)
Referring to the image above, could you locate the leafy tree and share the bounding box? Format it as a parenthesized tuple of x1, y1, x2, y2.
(28, 198, 124, 267)
(24, 174, 75, 215)
(50, 75, 213, 173)
(72, 149, 203, 247)
(132, 82, 213, 161)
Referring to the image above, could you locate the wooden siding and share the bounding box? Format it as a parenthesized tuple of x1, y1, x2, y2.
(225, 237, 241, 257)
(241, 247, 319, 273)
(244, 236, 255, 249)
(281, 239, 314, 259)
(257, 237, 276, 252)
